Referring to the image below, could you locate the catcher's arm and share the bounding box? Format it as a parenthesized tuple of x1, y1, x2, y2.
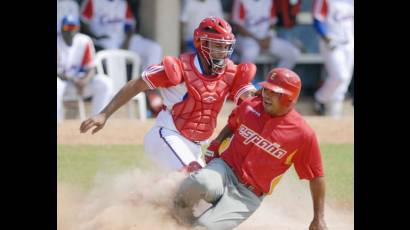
(73, 68, 96, 94)
(80, 77, 149, 134)
(101, 77, 149, 117)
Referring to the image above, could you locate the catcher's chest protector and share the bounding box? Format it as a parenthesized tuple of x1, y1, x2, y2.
(172, 53, 236, 141)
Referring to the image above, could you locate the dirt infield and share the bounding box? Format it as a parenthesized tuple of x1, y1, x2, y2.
(59, 98, 353, 145)
(57, 115, 353, 145)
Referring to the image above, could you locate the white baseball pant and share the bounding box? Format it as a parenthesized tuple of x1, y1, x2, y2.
(57, 74, 113, 121)
(236, 35, 301, 69)
(315, 40, 354, 117)
(143, 126, 205, 172)
(174, 158, 263, 230)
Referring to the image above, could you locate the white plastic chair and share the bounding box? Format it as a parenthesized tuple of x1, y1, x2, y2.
(76, 94, 86, 121)
(61, 95, 86, 121)
(95, 49, 147, 121)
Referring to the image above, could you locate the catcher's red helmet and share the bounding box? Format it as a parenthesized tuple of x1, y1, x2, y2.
(258, 68, 302, 108)
(193, 16, 235, 74)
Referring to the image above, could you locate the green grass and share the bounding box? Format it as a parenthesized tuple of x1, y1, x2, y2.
(57, 145, 153, 190)
(320, 144, 354, 206)
(57, 143, 353, 205)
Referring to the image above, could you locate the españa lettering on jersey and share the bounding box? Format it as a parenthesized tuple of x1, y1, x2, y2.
(238, 124, 287, 159)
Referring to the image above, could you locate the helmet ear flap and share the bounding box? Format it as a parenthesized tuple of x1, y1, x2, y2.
(279, 94, 293, 108)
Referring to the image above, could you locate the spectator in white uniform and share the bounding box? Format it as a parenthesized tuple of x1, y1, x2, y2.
(57, 15, 113, 121)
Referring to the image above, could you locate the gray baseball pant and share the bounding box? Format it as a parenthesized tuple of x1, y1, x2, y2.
(174, 158, 264, 230)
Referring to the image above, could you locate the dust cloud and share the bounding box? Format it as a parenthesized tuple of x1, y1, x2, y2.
(58, 169, 353, 230)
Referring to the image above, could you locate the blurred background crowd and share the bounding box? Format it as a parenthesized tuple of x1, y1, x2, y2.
(57, 0, 354, 121)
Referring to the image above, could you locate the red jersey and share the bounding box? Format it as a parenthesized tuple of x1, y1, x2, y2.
(221, 96, 324, 195)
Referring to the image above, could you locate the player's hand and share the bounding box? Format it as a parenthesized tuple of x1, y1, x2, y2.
(259, 37, 271, 50)
(57, 73, 69, 81)
(73, 78, 86, 88)
(74, 77, 88, 88)
(323, 36, 337, 51)
(73, 79, 85, 96)
(309, 217, 328, 230)
(79, 113, 108, 134)
(121, 41, 130, 50)
(205, 140, 221, 164)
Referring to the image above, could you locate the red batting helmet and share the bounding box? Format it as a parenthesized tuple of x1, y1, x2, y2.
(258, 68, 302, 108)
(193, 16, 235, 75)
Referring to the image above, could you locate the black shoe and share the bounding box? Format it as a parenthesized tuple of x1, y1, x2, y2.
(314, 101, 326, 115)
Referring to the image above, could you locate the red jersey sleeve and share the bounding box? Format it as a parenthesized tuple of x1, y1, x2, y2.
(228, 63, 256, 104)
(80, 0, 93, 22)
(81, 41, 95, 69)
(312, 0, 328, 21)
(231, 0, 246, 26)
(293, 130, 324, 180)
(141, 64, 182, 89)
(125, 2, 136, 27)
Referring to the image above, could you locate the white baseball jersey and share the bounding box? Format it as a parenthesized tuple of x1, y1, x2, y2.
(232, 0, 300, 68)
(313, 0, 354, 117)
(57, 33, 113, 120)
(313, 0, 354, 45)
(231, 0, 277, 39)
(57, 33, 96, 78)
(180, 0, 224, 41)
(80, 0, 135, 48)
